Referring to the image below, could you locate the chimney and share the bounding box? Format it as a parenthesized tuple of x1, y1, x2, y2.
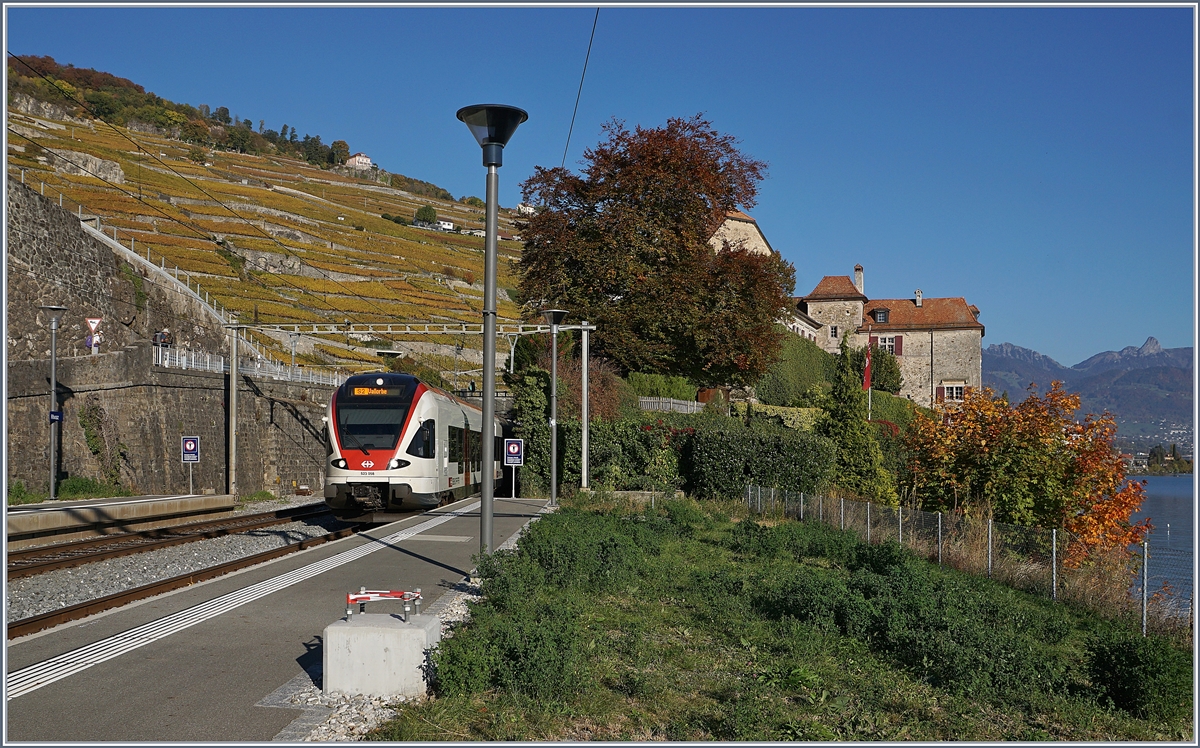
(853, 264, 863, 294)
(915, 289, 923, 307)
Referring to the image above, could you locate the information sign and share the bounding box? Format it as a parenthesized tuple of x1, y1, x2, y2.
(182, 436, 200, 463)
(504, 438, 524, 467)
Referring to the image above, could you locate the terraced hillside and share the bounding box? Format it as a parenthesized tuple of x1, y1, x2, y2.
(7, 98, 528, 380)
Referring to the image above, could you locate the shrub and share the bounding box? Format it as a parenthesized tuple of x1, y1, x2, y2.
(56, 476, 130, 500)
(755, 333, 835, 406)
(1086, 627, 1193, 721)
(690, 428, 836, 499)
(626, 372, 697, 401)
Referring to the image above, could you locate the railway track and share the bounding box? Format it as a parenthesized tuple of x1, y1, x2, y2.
(7, 505, 337, 579)
(7, 522, 367, 639)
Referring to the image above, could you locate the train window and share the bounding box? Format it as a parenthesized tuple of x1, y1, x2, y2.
(406, 419, 436, 459)
(494, 436, 502, 462)
(336, 404, 408, 451)
(448, 426, 463, 468)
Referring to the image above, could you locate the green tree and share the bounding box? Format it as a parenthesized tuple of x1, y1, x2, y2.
(815, 335, 897, 503)
(462, 196, 485, 208)
(415, 205, 437, 225)
(847, 343, 903, 395)
(330, 139, 350, 165)
(755, 332, 836, 406)
(518, 115, 795, 387)
(213, 106, 231, 124)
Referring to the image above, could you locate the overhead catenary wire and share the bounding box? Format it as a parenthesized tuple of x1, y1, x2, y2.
(561, 8, 600, 170)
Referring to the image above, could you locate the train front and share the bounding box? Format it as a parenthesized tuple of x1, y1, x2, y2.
(324, 372, 424, 520)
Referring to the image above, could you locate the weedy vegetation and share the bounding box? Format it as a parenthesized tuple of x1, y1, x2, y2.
(370, 494, 1194, 742)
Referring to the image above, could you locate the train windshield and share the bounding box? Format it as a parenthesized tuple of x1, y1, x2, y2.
(337, 405, 409, 451)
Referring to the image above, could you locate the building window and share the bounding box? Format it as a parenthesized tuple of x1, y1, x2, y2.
(877, 336, 896, 354)
(944, 385, 965, 401)
(874, 309, 889, 323)
(829, 325, 838, 339)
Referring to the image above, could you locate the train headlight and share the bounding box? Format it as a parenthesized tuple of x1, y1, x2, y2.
(388, 458, 410, 469)
(331, 458, 347, 469)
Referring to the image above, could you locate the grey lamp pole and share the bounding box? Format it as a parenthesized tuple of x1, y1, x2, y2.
(457, 103, 527, 556)
(542, 309, 568, 506)
(41, 305, 67, 500)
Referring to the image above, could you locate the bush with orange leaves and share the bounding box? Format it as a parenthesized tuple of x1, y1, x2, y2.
(903, 382, 1148, 566)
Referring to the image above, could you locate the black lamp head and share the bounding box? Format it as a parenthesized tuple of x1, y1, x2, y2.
(456, 104, 528, 167)
(542, 308, 569, 327)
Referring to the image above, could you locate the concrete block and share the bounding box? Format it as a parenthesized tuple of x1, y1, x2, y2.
(322, 613, 441, 699)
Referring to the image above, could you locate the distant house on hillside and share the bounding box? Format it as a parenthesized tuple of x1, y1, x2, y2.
(515, 203, 537, 216)
(798, 264, 984, 407)
(436, 219, 455, 232)
(346, 152, 372, 170)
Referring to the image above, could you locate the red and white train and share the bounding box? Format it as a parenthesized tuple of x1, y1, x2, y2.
(323, 373, 503, 520)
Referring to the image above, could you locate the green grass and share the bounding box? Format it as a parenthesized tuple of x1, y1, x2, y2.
(369, 495, 1194, 742)
(7, 480, 47, 505)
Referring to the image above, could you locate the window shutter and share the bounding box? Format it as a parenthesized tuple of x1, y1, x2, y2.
(935, 386, 945, 403)
(894, 335, 903, 355)
(869, 335, 878, 348)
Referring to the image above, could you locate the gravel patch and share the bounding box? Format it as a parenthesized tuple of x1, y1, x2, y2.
(5, 498, 348, 623)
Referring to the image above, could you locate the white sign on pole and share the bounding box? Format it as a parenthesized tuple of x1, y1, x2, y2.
(86, 318, 103, 333)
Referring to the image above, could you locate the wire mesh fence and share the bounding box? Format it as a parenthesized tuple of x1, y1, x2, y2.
(744, 484, 1193, 639)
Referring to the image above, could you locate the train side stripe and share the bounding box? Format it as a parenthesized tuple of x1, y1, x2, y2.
(5, 502, 481, 700)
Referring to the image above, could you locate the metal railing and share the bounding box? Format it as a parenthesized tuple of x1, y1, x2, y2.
(153, 344, 345, 386)
(744, 485, 1194, 637)
(639, 396, 704, 414)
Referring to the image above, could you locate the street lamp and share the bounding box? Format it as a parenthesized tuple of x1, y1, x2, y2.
(40, 305, 67, 500)
(457, 103, 527, 556)
(542, 308, 568, 506)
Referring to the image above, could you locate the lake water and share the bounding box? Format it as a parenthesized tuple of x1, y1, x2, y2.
(1129, 474, 1194, 602)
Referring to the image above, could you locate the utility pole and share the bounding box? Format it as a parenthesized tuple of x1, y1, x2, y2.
(227, 325, 240, 497)
(581, 321, 589, 489)
(41, 306, 67, 500)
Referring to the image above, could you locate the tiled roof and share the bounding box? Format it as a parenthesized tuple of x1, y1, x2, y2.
(802, 275, 867, 301)
(725, 209, 755, 222)
(859, 297, 984, 334)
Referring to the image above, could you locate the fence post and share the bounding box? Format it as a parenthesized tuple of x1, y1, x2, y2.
(800, 492, 804, 521)
(937, 511, 942, 566)
(819, 495, 823, 523)
(757, 485, 761, 513)
(1051, 528, 1057, 601)
(840, 497, 844, 530)
(899, 506, 903, 545)
(867, 502, 871, 544)
(1141, 541, 1148, 636)
(987, 519, 993, 578)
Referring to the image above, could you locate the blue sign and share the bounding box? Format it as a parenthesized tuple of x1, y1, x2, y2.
(182, 436, 200, 463)
(49, 411, 63, 423)
(504, 438, 524, 467)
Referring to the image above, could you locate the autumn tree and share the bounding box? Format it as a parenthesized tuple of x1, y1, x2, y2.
(903, 382, 1148, 565)
(518, 114, 795, 387)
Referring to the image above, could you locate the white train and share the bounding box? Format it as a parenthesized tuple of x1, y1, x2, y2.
(323, 373, 503, 520)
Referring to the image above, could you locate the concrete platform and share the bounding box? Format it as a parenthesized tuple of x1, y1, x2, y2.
(6, 493, 239, 548)
(323, 613, 441, 698)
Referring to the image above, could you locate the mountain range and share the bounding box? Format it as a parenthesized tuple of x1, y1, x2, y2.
(982, 338, 1193, 443)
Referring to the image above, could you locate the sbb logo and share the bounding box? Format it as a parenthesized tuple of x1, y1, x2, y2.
(361, 460, 374, 468)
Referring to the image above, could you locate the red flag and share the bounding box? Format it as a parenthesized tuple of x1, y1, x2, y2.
(863, 344, 872, 391)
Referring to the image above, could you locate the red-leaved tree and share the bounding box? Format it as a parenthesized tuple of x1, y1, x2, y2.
(517, 115, 794, 387)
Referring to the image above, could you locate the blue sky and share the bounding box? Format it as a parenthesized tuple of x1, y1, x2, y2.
(5, 5, 1195, 366)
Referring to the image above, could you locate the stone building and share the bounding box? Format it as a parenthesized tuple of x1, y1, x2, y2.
(798, 265, 984, 407)
(345, 152, 372, 170)
(708, 210, 774, 256)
